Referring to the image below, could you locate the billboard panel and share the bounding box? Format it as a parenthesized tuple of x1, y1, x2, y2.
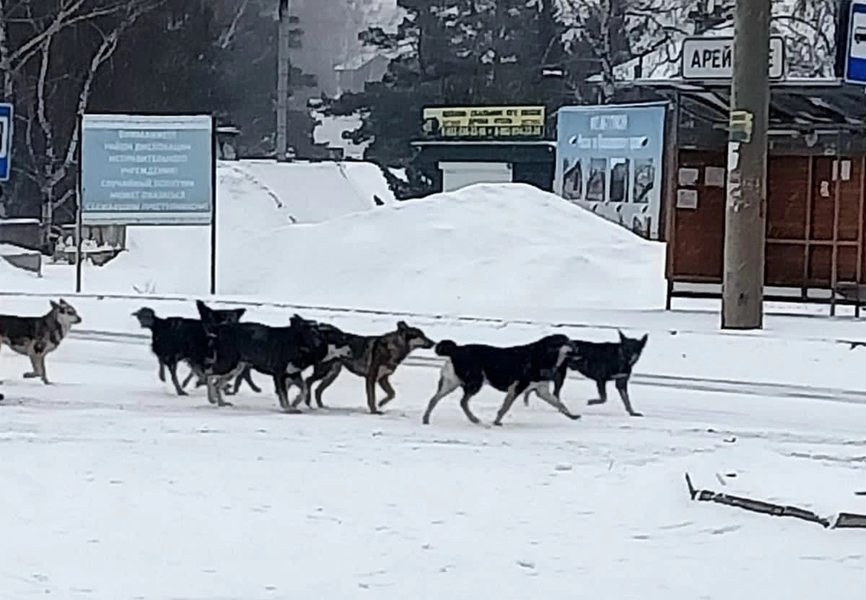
(81, 114, 213, 225)
(554, 103, 666, 239)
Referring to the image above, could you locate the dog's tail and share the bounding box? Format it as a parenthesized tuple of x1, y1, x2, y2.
(132, 307, 157, 329)
(434, 339, 458, 357)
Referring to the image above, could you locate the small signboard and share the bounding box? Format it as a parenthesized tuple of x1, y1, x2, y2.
(845, 0, 866, 84)
(80, 114, 214, 225)
(422, 105, 545, 139)
(681, 36, 786, 80)
(0, 102, 13, 182)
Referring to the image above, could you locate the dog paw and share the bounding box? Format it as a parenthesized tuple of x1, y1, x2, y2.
(568, 414, 582, 420)
(217, 401, 234, 407)
(629, 412, 644, 417)
(22, 372, 37, 379)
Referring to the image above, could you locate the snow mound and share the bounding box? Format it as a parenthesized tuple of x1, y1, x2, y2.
(25, 159, 396, 295)
(241, 183, 665, 314)
(222, 159, 393, 221)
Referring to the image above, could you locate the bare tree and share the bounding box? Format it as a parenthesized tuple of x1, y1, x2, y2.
(17, 0, 163, 241)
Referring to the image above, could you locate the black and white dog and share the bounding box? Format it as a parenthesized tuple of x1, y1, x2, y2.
(422, 334, 580, 426)
(133, 300, 258, 396)
(523, 330, 648, 417)
(197, 306, 352, 411)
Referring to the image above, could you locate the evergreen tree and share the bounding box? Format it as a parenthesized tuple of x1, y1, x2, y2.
(324, 0, 565, 167)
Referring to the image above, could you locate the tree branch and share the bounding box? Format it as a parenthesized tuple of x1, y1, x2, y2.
(217, 0, 251, 49)
(47, 0, 162, 191)
(35, 37, 56, 184)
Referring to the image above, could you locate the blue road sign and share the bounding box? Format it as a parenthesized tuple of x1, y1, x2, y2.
(845, 0, 866, 84)
(0, 103, 13, 182)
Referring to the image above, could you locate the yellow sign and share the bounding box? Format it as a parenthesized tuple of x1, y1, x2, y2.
(422, 105, 546, 138)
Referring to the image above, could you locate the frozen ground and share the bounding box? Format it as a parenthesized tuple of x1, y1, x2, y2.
(2, 181, 866, 598)
(2, 296, 866, 598)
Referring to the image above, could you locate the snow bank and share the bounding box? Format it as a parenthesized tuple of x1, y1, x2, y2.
(9, 159, 397, 296)
(6, 181, 664, 316)
(219, 159, 394, 222)
(243, 183, 665, 314)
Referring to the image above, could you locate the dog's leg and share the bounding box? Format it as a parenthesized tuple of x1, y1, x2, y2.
(365, 369, 384, 415)
(24, 352, 51, 384)
(614, 377, 642, 417)
(552, 363, 568, 398)
(377, 375, 397, 408)
(533, 383, 581, 420)
(286, 373, 306, 411)
(159, 362, 167, 382)
(215, 375, 233, 407)
(492, 383, 524, 427)
(181, 369, 196, 389)
(205, 376, 232, 407)
(588, 379, 608, 405)
(421, 361, 461, 425)
(273, 373, 289, 410)
(458, 388, 482, 425)
(309, 362, 341, 408)
(23, 351, 40, 380)
(167, 362, 188, 396)
(35, 353, 50, 385)
(243, 367, 261, 394)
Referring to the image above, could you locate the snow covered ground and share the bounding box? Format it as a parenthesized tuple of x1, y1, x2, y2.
(2, 182, 866, 598)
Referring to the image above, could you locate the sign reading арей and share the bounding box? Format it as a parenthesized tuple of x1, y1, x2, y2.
(681, 36, 786, 80)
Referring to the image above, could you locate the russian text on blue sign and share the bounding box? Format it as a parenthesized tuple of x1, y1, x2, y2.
(80, 114, 213, 225)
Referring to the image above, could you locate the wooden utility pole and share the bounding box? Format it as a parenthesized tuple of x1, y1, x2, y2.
(721, 0, 771, 329)
(275, 0, 290, 162)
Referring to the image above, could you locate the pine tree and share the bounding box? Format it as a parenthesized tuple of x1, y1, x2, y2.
(325, 0, 565, 166)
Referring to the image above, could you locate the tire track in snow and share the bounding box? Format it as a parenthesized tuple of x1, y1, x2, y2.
(68, 328, 866, 407)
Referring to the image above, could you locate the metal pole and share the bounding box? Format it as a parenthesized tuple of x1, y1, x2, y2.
(721, 0, 770, 329)
(75, 113, 84, 293)
(275, 0, 290, 162)
(209, 115, 217, 295)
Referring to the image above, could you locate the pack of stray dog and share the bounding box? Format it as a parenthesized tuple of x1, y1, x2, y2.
(1, 297, 649, 427)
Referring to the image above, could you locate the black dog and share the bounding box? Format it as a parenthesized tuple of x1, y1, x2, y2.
(132, 300, 257, 396)
(524, 330, 648, 417)
(191, 300, 260, 395)
(422, 334, 580, 426)
(198, 307, 352, 411)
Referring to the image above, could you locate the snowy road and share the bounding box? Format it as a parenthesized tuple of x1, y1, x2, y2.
(2, 330, 866, 599)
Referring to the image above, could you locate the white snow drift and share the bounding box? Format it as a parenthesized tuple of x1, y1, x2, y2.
(8, 181, 665, 318)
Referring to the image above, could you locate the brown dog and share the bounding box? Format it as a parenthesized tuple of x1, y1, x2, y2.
(302, 320, 435, 413)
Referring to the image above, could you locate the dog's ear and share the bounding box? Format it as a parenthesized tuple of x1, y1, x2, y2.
(196, 300, 210, 320)
(618, 329, 627, 343)
(397, 320, 408, 331)
(234, 308, 246, 319)
(58, 298, 70, 307)
(50, 300, 61, 311)
(639, 333, 649, 346)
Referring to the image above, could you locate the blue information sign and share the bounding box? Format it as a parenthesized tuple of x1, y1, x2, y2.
(0, 102, 13, 182)
(845, 1, 866, 84)
(80, 114, 214, 225)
